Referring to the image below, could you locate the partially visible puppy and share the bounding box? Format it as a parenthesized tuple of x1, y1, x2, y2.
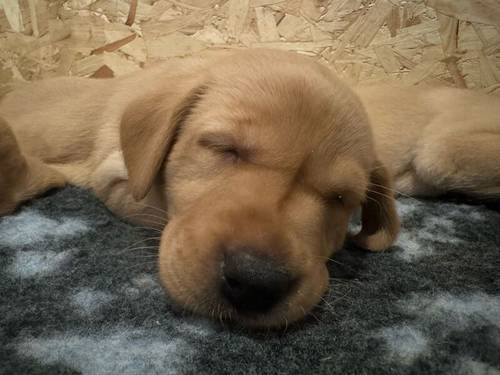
(0, 49, 400, 328)
(358, 85, 500, 198)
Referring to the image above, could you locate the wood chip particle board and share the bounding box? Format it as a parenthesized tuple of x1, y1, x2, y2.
(0, 0, 498, 92)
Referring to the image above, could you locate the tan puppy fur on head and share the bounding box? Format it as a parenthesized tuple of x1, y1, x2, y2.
(5, 48, 498, 328)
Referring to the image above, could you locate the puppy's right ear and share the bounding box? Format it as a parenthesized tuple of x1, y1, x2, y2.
(120, 76, 207, 201)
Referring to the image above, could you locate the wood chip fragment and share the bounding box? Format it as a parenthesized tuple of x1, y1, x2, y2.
(403, 60, 442, 85)
(143, 10, 208, 38)
(119, 35, 147, 62)
(125, 0, 137, 26)
(374, 45, 402, 73)
(145, 32, 206, 59)
(425, 0, 500, 26)
(91, 33, 136, 55)
(300, 0, 323, 22)
(226, 0, 250, 40)
(71, 52, 140, 76)
(342, 0, 393, 48)
(192, 25, 226, 44)
(250, 0, 285, 7)
(89, 64, 114, 78)
(255, 6, 280, 41)
(1, 0, 24, 32)
(443, 56, 466, 88)
(251, 39, 337, 52)
(437, 13, 458, 57)
(386, 5, 400, 37)
(277, 13, 310, 40)
(479, 50, 500, 87)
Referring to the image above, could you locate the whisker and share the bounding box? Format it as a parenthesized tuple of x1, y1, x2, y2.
(117, 245, 159, 255)
(130, 202, 168, 216)
(132, 226, 163, 233)
(309, 254, 346, 266)
(366, 188, 397, 202)
(122, 212, 168, 224)
(297, 291, 324, 324)
(121, 261, 157, 270)
(127, 254, 159, 259)
(368, 183, 422, 202)
(282, 315, 289, 334)
(117, 238, 161, 254)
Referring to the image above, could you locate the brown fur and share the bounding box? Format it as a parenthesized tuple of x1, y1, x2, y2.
(3, 49, 497, 328)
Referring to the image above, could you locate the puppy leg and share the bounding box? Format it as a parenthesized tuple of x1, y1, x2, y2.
(0, 117, 66, 215)
(414, 132, 500, 198)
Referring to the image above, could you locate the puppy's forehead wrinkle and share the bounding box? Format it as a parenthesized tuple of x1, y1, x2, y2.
(198, 77, 368, 156)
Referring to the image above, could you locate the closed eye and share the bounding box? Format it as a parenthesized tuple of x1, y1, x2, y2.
(198, 132, 244, 161)
(325, 193, 345, 205)
(323, 191, 364, 208)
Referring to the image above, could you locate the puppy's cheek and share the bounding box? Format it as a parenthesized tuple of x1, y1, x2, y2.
(157, 219, 219, 312)
(290, 262, 329, 320)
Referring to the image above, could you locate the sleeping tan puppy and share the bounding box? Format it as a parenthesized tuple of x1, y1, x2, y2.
(358, 85, 500, 198)
(0, 49, 497, 328)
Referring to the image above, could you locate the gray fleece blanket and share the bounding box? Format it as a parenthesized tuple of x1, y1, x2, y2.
(1, 187, 499, 375)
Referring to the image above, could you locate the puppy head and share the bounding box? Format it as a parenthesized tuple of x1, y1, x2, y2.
(120, 50, 399, 328)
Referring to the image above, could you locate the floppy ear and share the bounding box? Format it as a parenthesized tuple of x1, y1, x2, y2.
(352, 161, 400, 251)
(120, 78, 206, 201)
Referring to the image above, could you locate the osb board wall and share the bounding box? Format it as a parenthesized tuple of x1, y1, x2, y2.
(0, 0, 499, 95)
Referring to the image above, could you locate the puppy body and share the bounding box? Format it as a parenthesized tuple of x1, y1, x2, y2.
(0, 58, 208, 219)
(357, 85, 500, 198)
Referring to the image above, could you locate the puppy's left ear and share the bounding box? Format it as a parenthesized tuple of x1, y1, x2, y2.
(353, 160, 400, 251)
(120, 77, 206, 201)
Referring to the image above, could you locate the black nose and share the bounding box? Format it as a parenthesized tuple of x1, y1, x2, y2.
(221, 250, 295, 313)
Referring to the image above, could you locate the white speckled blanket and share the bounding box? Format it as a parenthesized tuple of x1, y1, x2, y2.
(1, 187, 499, 374)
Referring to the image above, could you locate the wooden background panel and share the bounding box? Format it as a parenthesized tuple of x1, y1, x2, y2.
(0, 0, 499, 94)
